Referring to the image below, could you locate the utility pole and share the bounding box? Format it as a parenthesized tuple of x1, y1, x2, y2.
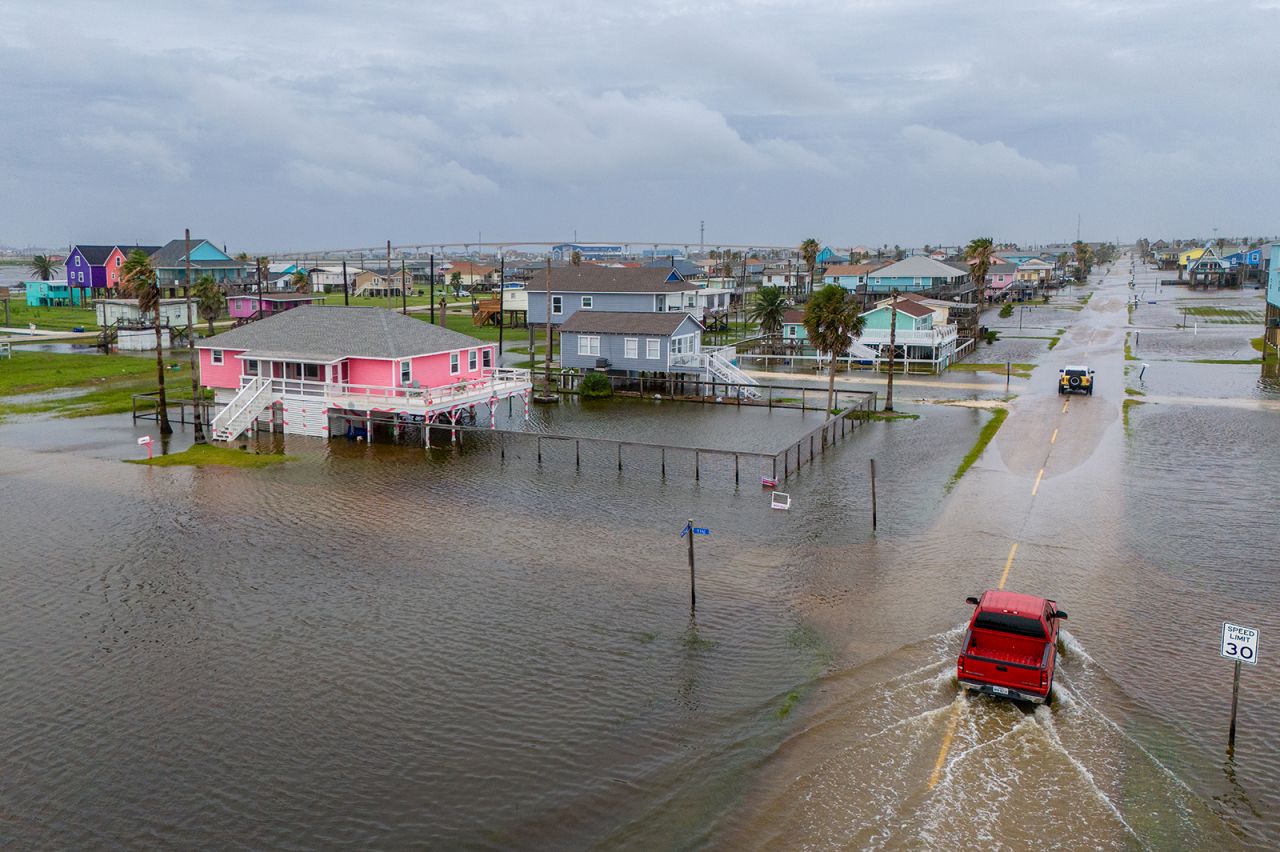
(429, 254, 436, 324)
(700, 220, 705, 255)
(544, 256, 553, 387)
(183, 228, 206, 443)
(498, 252, 505, 358)
(342, 259, 349, 306)
(400, 258, 408, 315)
(386, 239, 392, 310)
(884, 289, 899, 411)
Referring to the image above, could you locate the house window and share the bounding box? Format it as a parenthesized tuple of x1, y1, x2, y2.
(671, 334, 696, 355)
(211, 349, 224, 365)
(450, 352, 460, 374)
(244, 359, 259, 376)
(551, 295, 563, 315)
(78, 272, 84, 283)
(303, 363, 321, 380)
(400, 360, 411, 385)
(115, 256, 122, 267)
(577, 335, 600, 356)
(75, 256, 81, 267)
(468, 349, 478, 371)
(482, 348, 492, 368)
(624, 338, 638, 359)
(581, 295, 593, 309)
(646, 339, 660, 359)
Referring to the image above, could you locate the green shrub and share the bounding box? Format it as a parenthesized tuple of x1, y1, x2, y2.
(578, 371, 613, 399)
(998, 304, 1013, 318)
(983, 329, 999, 345)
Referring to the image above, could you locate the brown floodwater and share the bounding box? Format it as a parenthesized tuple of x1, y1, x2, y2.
(1, 256, 1277, 848)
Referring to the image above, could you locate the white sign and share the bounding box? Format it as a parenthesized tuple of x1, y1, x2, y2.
(1220, 622, 1259, 665)
(137, 436, 153, 446)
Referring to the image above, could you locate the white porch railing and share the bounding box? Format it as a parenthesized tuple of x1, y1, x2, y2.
(856, 325, 958, 347)
(670, 347, 763, 399)
(236, 368, 532, 409)
(212, 376, 274, 441)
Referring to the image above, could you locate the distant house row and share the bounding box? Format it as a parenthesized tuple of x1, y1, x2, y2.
(67, 238, 244, 296)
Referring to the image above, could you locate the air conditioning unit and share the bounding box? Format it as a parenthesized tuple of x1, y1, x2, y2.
(595, 358, 610, 369)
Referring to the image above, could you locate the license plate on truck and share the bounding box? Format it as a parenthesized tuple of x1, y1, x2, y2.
(991, 686, 1009, 696)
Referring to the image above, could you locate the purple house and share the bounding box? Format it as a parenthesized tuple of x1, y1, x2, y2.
(67, 243, 161, 294)
(227, 293, 327, 321)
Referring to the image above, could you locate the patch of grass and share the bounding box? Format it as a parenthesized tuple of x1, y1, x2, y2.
(0, 300, 99, 331)
(776, 690, 801, 720)
(1250, 337, 1265, 353)
(1125, 388, 1145, 396)
(1180, 306, 1264, 324)
(1124, 334, 1139, 361)
(998, 304, 1014, 319)
(948, 362, 1033, 379)
(0, 350, 175, 420)
(1122, 398, 1146, 433)
(1189, 358, 1263, 365)
(1079, 293, 1093, 305)
(850, 410, 920, 422)
(1047, 336, 1060, 350)
(948, 408, 1008, 488)
(126, 443, 293, 468)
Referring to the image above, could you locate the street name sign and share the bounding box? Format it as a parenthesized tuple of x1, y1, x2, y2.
(1220, 622, 1259, 665)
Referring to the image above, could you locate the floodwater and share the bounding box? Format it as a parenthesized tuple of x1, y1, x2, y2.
(2, 256, 1278, 848)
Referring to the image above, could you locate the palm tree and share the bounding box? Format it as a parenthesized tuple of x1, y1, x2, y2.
(800, 238, 820, 298)
(29, 255, 58, 281)
(121, 249, 172, 434)
(884, 289, 900, 411)
(965, 237, 995, 308)
(748, 285, 788, 344)
(290, 270, 308, 292)
(570, 250, 582, 266)
(804, 285, 865, 412)
(1072, 240, 1090, 280)
(193, 274, 226, 335)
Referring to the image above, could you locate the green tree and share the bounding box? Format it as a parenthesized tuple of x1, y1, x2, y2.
(193, 274, 226, 334)
(893, 244, 905, 260)
(290, 270, 308, 292)
(29, 255, 58, 281)
(121, 249, 172, 435)
(804, 285, 865, 412)
(800, 238, 820, 298)
(1072, 240, 1092, 279)
(748, 285, 789, 341)
(570, 249, 582, 266)
(964, 237, 995, 308)
(449, 270, 464, 296)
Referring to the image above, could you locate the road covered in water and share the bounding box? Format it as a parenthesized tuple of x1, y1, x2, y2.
(1, 255, 1277, 849)
(724, 257, 1280, 848)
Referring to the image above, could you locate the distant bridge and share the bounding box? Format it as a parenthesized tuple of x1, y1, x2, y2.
(269, 239, 801, 262)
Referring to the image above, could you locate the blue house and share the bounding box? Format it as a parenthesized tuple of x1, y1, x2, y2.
(1266, 245, 1280, 353)
(25, 280, 82, 306)
(559, 311, 705, 376)
(815, 246, 846, 265)
(149, 238, 245, 294)
(863, 255, 969, 295)
(526, 265, 695, 326)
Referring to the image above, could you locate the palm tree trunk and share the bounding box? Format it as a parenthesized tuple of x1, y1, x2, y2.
(827, 355, 837, 413)
(207, 317, 214, 335)
(154, 299, 172, 434)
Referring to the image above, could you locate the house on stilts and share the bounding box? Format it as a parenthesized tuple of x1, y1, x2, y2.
(200, 306, 532, 443)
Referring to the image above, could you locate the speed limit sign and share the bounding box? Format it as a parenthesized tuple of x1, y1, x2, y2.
(1221, 622, 1259, 665)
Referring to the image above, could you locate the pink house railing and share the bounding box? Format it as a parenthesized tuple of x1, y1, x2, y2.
(236, 368, 531, 407)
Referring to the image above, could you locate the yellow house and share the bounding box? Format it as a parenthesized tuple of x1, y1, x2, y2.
(1179, 247, 1206, 268)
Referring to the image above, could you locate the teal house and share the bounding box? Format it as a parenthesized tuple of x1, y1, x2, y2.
(815, 246, 846, 265)
(781, 309, 808, 342)
(150, 238, 245, 295)
(25, 280, 83, 306)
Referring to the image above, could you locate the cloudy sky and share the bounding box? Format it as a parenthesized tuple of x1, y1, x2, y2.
(2, 0, 1277, 253)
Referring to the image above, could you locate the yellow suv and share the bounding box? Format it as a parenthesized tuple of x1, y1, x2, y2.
(1058, 366, 1094, 396)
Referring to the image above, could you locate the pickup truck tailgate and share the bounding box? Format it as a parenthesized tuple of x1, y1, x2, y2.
(959, 628, 1049, 693)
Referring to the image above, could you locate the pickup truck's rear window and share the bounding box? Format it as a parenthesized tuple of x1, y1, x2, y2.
(974, 612, 1045, 639)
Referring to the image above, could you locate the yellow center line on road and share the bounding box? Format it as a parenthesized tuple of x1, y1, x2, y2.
(1031, 468, 1045, 496)
(928, 699, 963, 790)
(1061, 399, 1069, 414)
(1050, 428, 1058, 444)
(997, 542, 1019, 591)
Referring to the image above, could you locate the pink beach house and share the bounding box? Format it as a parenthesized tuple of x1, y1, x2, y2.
(227, 293, 326, 320)
(199, 306, 530, 441)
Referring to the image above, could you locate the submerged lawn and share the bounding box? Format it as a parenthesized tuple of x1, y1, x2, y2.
(949, 408, 1008, 488)
(126, 444, 293, 468)
(0, 349, 179, 420)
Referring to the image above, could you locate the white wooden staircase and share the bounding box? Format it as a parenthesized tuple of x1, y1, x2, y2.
(211, 377, 275, 441)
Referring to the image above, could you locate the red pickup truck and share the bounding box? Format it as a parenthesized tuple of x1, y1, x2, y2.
(956, 590, 1067, 704)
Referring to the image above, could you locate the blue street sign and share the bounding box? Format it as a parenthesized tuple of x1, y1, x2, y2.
(693, 527, 710, 535)
(680, 524, 689, 538)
